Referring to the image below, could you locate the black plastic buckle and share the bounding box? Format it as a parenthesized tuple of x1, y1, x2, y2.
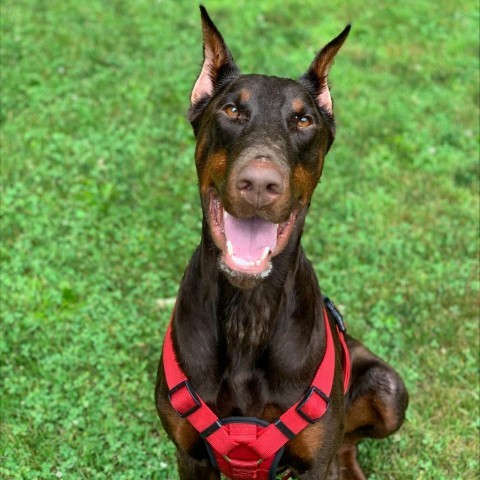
(200, 420, 222, 439)
(274, 419, 295, 439)
(324, 296, 346, 333)
(296, 386, 329, 424)
(168, 380, 201, 418)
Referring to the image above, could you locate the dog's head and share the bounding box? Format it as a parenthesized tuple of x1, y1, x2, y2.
(189, 6, 349, 285)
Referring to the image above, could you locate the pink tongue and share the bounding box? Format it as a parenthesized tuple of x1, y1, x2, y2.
(224, 215, 277, 261)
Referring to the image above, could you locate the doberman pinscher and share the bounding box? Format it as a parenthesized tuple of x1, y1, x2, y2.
(156, 6, 408, 479)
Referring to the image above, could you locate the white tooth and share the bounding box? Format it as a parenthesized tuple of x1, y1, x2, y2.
(232, 255, 249, 266)
(226, 240, 234, 256)
(260, 247, 270, 261)
(224, 210, 230, 221)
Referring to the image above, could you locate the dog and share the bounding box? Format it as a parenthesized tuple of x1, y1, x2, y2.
(156, 6, 408, 479)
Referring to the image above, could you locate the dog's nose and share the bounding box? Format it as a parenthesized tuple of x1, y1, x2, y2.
(236, 161, 284, 208)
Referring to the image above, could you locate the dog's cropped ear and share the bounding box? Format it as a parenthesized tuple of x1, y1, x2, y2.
(300, 25, 350, 115)
(190, 6, 239, 106)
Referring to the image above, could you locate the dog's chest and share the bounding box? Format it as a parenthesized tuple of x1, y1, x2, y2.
(224, 303, 273, 349)
(211, 293, 312, 418)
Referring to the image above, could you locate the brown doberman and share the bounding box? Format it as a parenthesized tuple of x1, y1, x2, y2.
(156, 6, 408, 479)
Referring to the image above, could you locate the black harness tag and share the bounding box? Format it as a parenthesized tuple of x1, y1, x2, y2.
(323, 297, 346, 333)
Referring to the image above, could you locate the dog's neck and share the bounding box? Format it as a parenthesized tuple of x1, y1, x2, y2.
(174, 221, 325, 415)
(217, 260, 296, 357)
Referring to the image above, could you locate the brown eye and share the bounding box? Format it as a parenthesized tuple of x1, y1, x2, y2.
(225, 105, 239, 118)
(296, 115, 312, 128)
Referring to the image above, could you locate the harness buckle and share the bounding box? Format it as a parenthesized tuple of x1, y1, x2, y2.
(168, 380, 202, 418)
(296, 386, 330, 424)
(200, 420, 222, 439)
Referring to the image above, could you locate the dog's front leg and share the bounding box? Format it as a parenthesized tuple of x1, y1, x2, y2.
(176, 449, 220, 480)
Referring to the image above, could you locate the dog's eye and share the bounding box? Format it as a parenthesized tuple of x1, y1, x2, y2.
(296, 115, 312, 128)
(224, 105, 239, 118)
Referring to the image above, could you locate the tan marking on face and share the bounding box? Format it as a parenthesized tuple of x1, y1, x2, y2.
(293, 164, 320, 205)
(195, 133, 207, 164)
(292, 97, 305, 113)
(239, 88, 251, 102)
(200, 149, 228, 195)
(317, 151, 326, 176)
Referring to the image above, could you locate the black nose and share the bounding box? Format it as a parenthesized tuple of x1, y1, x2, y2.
(236, 162, 284, 208)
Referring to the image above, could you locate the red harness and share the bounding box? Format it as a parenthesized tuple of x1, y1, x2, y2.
(163, 302, 350, 480)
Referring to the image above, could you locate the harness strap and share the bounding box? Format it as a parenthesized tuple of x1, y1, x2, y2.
(338, 324, 351, 393)
(324, 296, 351, 393)
(163, 323, 238, 453)
(163, 304, 350, 477)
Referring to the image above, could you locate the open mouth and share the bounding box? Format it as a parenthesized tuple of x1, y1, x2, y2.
(208, 192, 297, 276)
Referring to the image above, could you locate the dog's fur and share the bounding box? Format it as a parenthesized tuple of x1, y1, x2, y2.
(156, 7, 408, 479)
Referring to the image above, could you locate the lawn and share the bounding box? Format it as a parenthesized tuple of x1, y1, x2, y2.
(1, 0, 478, 479)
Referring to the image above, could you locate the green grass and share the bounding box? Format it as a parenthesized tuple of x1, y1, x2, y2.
(1, 0, 478, 478)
